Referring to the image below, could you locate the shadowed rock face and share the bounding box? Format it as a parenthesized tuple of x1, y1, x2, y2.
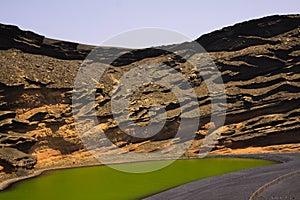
(0, 148, 36, 173)
(0, 14, 299, 170)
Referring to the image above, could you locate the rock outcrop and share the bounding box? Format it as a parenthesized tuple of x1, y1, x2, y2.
(0, 148, 37, 173)
(0, 132, 37, 152)
(0, 14, 299, 171)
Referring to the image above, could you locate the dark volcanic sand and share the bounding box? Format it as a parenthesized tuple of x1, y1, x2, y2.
(144, 153, 300, 200)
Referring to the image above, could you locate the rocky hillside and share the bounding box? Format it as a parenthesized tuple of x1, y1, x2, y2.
(0, 14, 299, 174)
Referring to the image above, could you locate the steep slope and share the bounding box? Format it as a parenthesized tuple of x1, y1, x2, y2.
(0, 14, 299, 174)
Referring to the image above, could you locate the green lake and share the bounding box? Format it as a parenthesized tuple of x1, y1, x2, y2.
(0, 158, 276, 200)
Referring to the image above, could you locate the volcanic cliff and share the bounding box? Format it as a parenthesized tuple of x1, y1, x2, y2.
(0, 14, 299, 174)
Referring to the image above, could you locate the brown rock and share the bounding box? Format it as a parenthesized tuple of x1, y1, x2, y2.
(0, 132, 37, 152)
(0, 14, 299, 164)
(0, 147, 37, 173)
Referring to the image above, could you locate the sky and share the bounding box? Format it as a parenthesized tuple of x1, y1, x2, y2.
(1, 0, 300, 48)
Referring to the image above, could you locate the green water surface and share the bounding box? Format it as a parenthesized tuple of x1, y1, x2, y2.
(0, 158, 276, 200)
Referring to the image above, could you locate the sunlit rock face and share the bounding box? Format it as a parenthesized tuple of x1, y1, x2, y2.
(0, 14, 299, 171)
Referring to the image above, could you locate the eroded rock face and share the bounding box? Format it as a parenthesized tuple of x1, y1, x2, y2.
(0, 132, 37, 152)
(0, 148, 37, 173)
(0, 14, 299, 168)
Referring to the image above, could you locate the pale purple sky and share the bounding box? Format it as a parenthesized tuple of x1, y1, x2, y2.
(1, 0, 299, 48)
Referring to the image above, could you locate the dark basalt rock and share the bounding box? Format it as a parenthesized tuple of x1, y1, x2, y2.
(196, 14, 300, 52)
(0, 23, 94, 60)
